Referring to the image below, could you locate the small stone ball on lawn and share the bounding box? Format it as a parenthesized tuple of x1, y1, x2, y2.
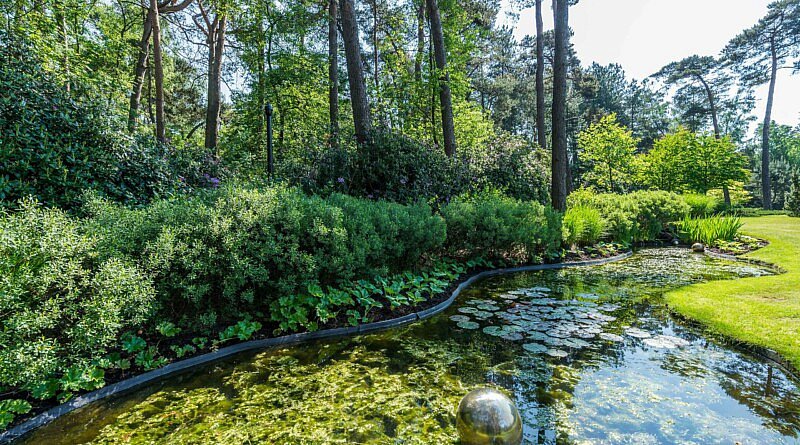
(692, 243, 705, 253)
(456, 388, 522, 445)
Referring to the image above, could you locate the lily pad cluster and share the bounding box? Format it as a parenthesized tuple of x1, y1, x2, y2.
(451, 288, 630, 359)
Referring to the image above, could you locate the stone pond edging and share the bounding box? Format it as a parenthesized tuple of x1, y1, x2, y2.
(0, 251, 633, 444)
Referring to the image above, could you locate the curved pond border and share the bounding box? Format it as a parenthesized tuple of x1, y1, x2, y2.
(668, 249, 798, 380)
(1, 252, 637, 443)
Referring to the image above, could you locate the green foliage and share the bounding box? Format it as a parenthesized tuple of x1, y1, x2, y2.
(441, 189, 562, 262)
(170, 344, 197, 359)
(0, 34, 219, 210)
(0, 399, 32, 430)
(269, 262, 461, 334)
(120, 334, 147, 354)
(156, 322, 182, 338)
(677, 215, 744, 245)
(785, 171, 800, 217)
(562, 206, 605, 247)
(577, 114, 639, 193)
(569, 189, 691, 244)
(683, 193, 724, 217)
(218, 320, 263, 342)
(83, 184, 445, 327)
(134, 347, 168, 371)
(639, 128, 748, 194)
(0, 200, 155, 390)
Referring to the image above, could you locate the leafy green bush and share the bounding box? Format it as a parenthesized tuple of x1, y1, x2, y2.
(0, 35, 223, 209)
(325, 193, 446, 275)
(441, 189, 561, 262)
(562, 206, 605, 246)
(83, 184, 445, 327)
(0, 36, 120, 209)
(293, 131, 550, 206)
(569, 189, 690, 244)
(683, 193, 723, 216)
(0, 200, 155, 390)
(465, 133, 550, 203)
(677, 215, 743, 245)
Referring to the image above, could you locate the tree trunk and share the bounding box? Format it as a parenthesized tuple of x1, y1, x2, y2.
(339, 0, 372, 143)
(550, 0, 569, 211)
(761, 39, 778, 210)
(150, 0, 165, 143)
(427, 0, 456, 157)
(204, 14, 226, 152)
(414, 0, 424, 82)
(697, 74, 731, 206)
(328, 0, 339, 149)
(535, 0, 546, 150)
(128, 13, 153, 132)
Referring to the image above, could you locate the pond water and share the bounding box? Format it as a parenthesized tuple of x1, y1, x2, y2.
(21, 249, 800, 444)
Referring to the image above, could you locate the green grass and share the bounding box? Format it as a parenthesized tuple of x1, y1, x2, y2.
(666, 215, 800, 369)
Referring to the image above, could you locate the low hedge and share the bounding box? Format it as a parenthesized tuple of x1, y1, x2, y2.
(441, 189, 561, 263)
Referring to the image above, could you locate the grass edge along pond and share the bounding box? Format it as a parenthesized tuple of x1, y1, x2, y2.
(666, 215, 800, 370)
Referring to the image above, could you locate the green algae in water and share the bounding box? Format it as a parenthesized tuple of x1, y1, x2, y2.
(23, 249, 800, 445)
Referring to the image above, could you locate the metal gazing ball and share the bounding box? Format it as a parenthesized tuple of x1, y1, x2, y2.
(692, 242, 705, 253)
(456, 388, 522, 445)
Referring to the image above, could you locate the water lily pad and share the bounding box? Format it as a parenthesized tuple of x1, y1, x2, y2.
(457, 321, 480, 330)
(500, 332, 524, 341)
(477, 304, 500, 311)
(482, 326, 506, 337)
(599, 333, 625, 342)
(449, 315, 471, 323)
(458, 307, 478, 314)
(625, 328, 652, 339)
(472, 310, 494, 319)
(526, 331, 550, 341)
(522, 343, 548, 353)
(546, 349, 569, 358)
(576, 293, 599, 300)
(642, 335, 691, 349)
(564, 338, 591, 349)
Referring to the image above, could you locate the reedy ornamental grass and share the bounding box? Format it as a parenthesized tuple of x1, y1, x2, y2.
(666, 216, 800, 369)
(677, 214, 743, 245)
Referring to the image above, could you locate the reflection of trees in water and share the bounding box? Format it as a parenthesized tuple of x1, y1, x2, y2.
(714, 357, 800, 437)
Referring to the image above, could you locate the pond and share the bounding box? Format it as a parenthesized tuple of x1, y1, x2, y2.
(20, 249, 800, 444)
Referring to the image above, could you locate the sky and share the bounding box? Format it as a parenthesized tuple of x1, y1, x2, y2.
(498, 0, 800, 131)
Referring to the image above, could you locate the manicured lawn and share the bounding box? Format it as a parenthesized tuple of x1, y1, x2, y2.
(666, 215, 800, 369)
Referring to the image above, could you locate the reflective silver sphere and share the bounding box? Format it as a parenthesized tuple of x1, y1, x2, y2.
(692, 242, 705, 253)
(456, 388, 522, 445)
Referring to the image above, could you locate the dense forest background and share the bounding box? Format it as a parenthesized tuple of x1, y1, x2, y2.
(1, 0, 799, 210)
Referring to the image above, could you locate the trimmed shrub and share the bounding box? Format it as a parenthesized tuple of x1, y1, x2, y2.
(563, 206, 605, 246)
(83, 184, 446, 327)
(0, 200, 155, 389)
(441, 189, 561, 263)
(683, 193, 723, 217)
(569, 189, 690, 244)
